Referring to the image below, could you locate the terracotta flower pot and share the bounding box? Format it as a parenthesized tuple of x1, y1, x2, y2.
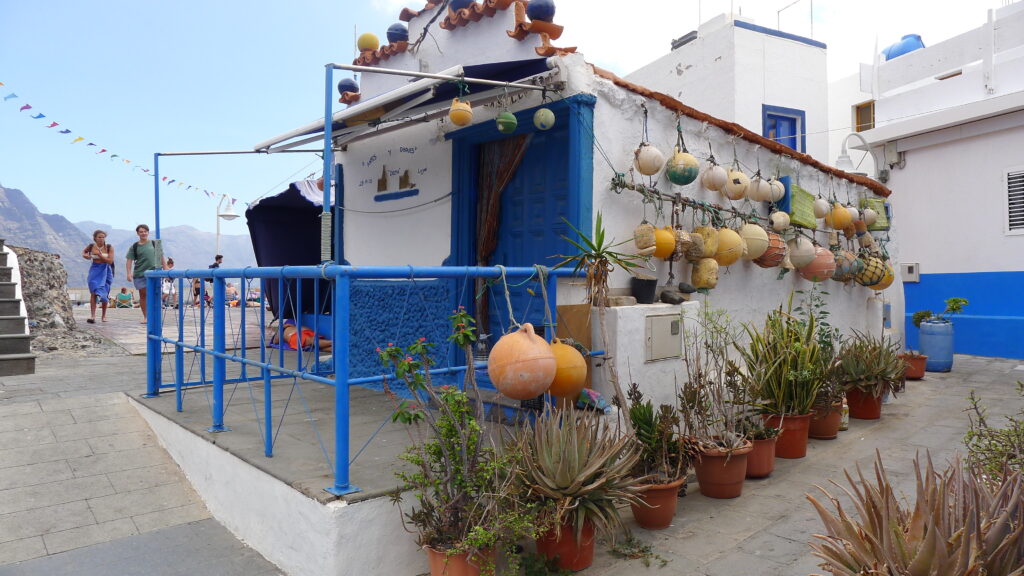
(847, 388, 882, 420)
(693, 441, 753, 499)
(745, 437, 776, 479)
(900, 354, 927, 380)
(425, 546, 494, 576)
(764, 413, 812, 459)
(630, 476, 686, 529)
(808, 404, 843, 440)
(536, 520, 595, 572)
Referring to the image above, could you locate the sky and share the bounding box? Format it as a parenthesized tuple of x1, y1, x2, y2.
(0, 0, 1000, 236)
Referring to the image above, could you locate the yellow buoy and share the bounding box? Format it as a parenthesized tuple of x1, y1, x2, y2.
(738, 224, 769, 260)
(824, 202, 852, 230)
(357, 33, 380, 52)
(714, 228, 745, 266)
(653, 227, 675, 259)
(449, 98, 472, 126)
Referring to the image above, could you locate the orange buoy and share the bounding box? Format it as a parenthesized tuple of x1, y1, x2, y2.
(548, 339, 587, 398)
(653, 227, 675, 259)
(754, 232, 786, 268)
(799, 246, 836, 282)
(487, 323, 556, 400)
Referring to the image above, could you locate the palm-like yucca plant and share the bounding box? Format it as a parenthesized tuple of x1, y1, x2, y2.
(512, 406, 643, 543)
(835, 330, 906, 397)
(807, 451, 1024, 576)
(737, 307, 823, 416)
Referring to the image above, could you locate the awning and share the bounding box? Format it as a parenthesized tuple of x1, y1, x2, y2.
(254, 57, 559, 152)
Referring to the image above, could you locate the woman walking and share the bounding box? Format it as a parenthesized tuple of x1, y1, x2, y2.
(81, 229, 114, 323)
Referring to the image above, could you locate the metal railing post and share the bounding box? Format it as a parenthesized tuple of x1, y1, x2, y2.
(175, 277, 185, 411)
(144, 274, 162, 397)
(327, 273, 357, 495)
(208, 275, 229, 432)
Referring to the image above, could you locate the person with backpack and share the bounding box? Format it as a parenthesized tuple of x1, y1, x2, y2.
(125, 224, 166, 323)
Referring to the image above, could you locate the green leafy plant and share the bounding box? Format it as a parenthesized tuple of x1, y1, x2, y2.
(511, 405, 643, 545)
(609, 536, 670, 568)
(807, 452, 1024, 576)
(834, 330, 905, 398)
(964, 381, 1024, 484)
(625, 382, 688, 483)
(913, 296, 969, 327)
(793, 287, 845, 412)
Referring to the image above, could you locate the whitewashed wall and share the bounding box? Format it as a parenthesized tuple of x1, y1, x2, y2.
(826, 72, 878, 177)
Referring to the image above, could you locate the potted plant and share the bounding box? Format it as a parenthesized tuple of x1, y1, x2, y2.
(898, 350, 928, 380)
(795, 285, 844, 441)
(678, 306, 753, 498)
(739, 415, 780, 479)
(625, 383, 689, 529)
(912, 297, 967, 372)
(736, 301, 824, 459)
(380, 310, 543, 576)
(511, 405, 643, 572)
(834, 331, 905, 420)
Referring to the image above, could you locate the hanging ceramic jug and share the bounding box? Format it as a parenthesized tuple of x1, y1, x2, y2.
(488, 323, 556, 400)
(799, 246, 836, 282)
(754, 231, 787, 268)
(653, 227, 675, 259)
(702, 164, 728, 191)
(548, 339, 587, 399)
(714, 228, 745, 266)
(723, 170, 749, 200)
(449, 98, 473, 126)
(692, 258, 719, 290)
(665, 147, 700, 186)
(739, 223, 769, 260)
(634, 143, 666, 176)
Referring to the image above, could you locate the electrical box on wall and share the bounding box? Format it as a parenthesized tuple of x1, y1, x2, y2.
(645, 314, 681, 362)
(902, 262, 920, 282)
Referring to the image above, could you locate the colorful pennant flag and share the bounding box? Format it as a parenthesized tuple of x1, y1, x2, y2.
(3, 93, 16, 101)
(59, 128, 71, 134)
(19, 104, 31, 112)
(45, 121, 58, 128)
(30, 113, 45, 119)
(96, 148, 107, 154)
(71, 136, 84, 143)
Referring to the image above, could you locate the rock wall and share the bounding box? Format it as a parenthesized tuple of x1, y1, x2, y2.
(9, 245, 74, 329)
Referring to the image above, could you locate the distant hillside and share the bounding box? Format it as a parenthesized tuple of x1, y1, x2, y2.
(0, 183, 256, 288)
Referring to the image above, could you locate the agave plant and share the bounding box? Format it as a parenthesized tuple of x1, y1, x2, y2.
(511, 406, 643, 543)
(807, 452, 1024, 576)
(835, 331, 905, 397)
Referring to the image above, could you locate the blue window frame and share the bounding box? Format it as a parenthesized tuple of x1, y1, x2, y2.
(762, 104, 806, 153)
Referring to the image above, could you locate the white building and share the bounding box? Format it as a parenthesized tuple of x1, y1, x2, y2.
(841, 2, 1024, 359)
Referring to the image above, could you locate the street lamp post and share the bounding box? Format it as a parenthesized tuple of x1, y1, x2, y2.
(835, 132, 877, 179)
(215, 194, 240, 256)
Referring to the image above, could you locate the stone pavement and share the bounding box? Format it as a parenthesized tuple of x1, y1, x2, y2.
(2, 310, 1022, 575)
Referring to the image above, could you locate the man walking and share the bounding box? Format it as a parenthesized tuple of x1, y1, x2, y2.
(209, 255, 223, 269)
(125, 224, 166, 323)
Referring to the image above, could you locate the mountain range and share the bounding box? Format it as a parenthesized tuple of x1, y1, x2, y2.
(0, 183, 257, 288)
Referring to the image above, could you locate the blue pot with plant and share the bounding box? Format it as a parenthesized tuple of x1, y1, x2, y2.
(912, 297, 967, 372)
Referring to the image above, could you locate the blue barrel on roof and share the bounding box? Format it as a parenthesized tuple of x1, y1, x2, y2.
(882, 34, 925, 60)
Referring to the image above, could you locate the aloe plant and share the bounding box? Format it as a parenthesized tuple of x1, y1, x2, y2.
(807, 452, 1024, 576)
(736, 305, 823, 416)
(835, 330, 905, 397)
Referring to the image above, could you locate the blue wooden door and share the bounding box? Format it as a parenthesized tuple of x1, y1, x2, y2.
(488, 127, 570, 340)
(766, 113, 798, 151)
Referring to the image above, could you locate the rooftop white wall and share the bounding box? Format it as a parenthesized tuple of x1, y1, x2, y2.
(826, 72, 878, 177)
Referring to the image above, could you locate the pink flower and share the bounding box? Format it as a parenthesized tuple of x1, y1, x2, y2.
(375, 347, 381, 352)
(418, 337, 427, 342)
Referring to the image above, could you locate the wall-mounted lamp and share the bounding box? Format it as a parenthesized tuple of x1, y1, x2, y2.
(835, 132, 875, 179)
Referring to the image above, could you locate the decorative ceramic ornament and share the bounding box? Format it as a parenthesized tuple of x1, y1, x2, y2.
(548, 339, 587, 399)
(799, 246, 836, 282)
(634, 222, 656, 251)
(854, 256, 886, 287)
(357, 33, 380, 52)
(496, 111, 518, 134)
(665, 147, 700, 186)
(692, 258, 719, 290)
(832, 249, 863, 282)
(862, 208, 878, 226)
(487, 323, 556, 400)
(754, 231, 787, 268)
(714, 228, 745, 266)
(702, 165, 728, 191)
(738, 224, 769, 260)
(770, 211, 791, 232)
(846, 205, 861, 222)
(533, 108, 555, 130)
(824, 202, 853, 230)
(723, 170, 749, 200)
(526, 0, 556, 22)
(768, 179, 786, 202)
(653, 227, 675, 259)
(337, 78, 359, 96)
(813, 198, 830, 219)
(634, 143, 666, 176)
(449, 99, 473, 126)
(873, 262, 895, 290)
(787, 237, 816, 269)
(747, 176, 772, 202)
(693, 226, 719, 257)
(386, 22, 409, 43)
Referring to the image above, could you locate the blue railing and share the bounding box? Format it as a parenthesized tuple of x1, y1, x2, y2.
(143, 264, 569, 496)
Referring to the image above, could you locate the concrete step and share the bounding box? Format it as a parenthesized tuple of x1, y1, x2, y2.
(0, 316, 28, 333)
(0, 281, 15, 299)
(0, 267, 10, 283)
(0, 298, 21, 316)
(0, 353, 35, 377)
(0, 333, 32, 354)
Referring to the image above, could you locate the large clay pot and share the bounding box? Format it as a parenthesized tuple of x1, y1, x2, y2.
(487, 323, 555, 400)
(693, 440, 753, 499)
(536, 520, 595, 571)
(764, 414, 812, 459)
(745, 437, 776, 479)
(548, 339, 587, 398)
(846, 388, 882, 420)
(630, 476, 686, 530)
(900, 353, 927, 380)
(425, 547, 494, 576)
(808, 404, 843, 439)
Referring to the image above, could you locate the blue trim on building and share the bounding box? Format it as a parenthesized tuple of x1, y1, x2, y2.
(734, 20, 827, 49)
(762, 104, 807, 153)
(904, 271, 1024, 359)
(374, 188, 419, 202)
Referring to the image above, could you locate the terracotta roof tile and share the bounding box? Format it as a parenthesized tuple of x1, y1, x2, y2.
(534, 33, 576, 57)
(589, 66, 893, 197)
(352, 41, 409, 67)
(338, 91, 361, 105)
(400, 2, 436, 22)
(440, 0, 514, 31)
(507, 1, 564, 41)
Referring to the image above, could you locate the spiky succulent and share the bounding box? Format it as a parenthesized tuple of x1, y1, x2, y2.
(835, 331, 905, 397)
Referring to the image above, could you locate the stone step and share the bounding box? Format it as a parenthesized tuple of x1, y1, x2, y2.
(0, 267, 10, 283)
(0, 282, 15, 299)
(0, 333, 32, 354)
(0, 353, 35, 377)
(0, 316, 28, 334)
(0, 299, 21, 316)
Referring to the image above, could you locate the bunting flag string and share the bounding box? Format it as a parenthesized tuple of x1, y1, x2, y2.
(1, 80, 237, 206)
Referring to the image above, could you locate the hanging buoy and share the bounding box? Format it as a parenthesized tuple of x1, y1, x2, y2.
(824, 202, 852, 230)
(693, 226, 719, 257)
(634, 143, 666, 176)
(799, 246, 836, 282)
(357, 33, 380, 52)
(674, 228, 694, 257)
(714, 228, 745, 266)
(832, 249, 863, 282)
(768, 179, 786, 202)
(862, 208, 878, 226)
(487, 323, 556, 400)
(386, 23, 409, 43)
(449, 98, 473, 126)
(653, 227, 675, 259)
(787, 237, 816, 269)
(754, 231, 787, 268)
(702, 165, 728, 191)
(665, 147, 700, 186)
(770, 211, 790, 232)
(533, 107, 555, 130)
(548, 339, 587, 399)
(873, 262, 895, 290)
(526, 0, 556, 21)
(855, 256, 886, 287)
(847, 205, 861, 222)
(747, 176, 772, 202)
(692, 258, 719, 290)
(739, 224, 769, 260)
(496, 111, 518, 134)
(684, 233, 705, 262)
(813, 198, 830, 219)
(337, 78, 359, 96)
(634, 222, 656, 252)
(723, 170, 749, 200)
